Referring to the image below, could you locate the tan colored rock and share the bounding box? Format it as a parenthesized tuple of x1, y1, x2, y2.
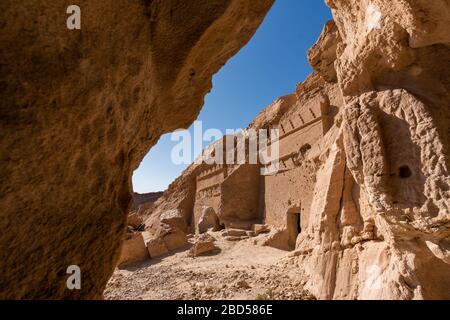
(189, 234, 219, 257)
(197, 207, 221, 234)
(162, 229, 188, 251)
(127, 213, 144, 230)
(222, 229, 248, 237)
(117, 233, 149, 269)
(146, 237, 168, 259)
(308, 20, 341, 82)
(262, 229, 290, 251)
(160, 209, 188, 233)
(295, 0, 450, 299)
(189, 241, 219, 257)
(253, 224, 270, 236)
(0, 0, 274, 299)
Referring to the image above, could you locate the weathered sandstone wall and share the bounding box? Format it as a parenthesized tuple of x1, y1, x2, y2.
(0, 0, 274, 299)
(317, 0, 450, 299)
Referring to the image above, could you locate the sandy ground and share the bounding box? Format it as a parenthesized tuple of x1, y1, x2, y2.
(104, 232, 314, 300)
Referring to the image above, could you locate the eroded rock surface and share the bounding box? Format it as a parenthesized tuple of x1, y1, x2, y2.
(0, 0, 274, 299)
(117, 233, 149, 270)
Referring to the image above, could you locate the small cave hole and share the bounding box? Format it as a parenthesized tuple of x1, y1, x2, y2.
(399, 165, 412, 179)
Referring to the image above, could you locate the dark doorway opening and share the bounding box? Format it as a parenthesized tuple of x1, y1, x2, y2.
(287, 211, 301, 249)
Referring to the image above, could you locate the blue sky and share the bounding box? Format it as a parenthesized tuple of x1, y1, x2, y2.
(133, 0, 332, 193)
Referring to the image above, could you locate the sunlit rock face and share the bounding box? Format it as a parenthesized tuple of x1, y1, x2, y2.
(0, 0, 274, 299)
(296, 0, 450, 299)
(281, 0, 449, 300)
(319, 0, 450, 299)
(141, 0, 450, 300)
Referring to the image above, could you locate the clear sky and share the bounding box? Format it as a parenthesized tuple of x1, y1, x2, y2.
(133, 0, 332, 193)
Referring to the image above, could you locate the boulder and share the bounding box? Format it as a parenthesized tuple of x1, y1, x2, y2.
(189, 234, 219, 257)
(262, 229, 290, 251)
(197, 207, 221, 234)
(160, 209, 188, 233)
(253, 224, 270, 236)
(162, 229, 188, 251)
(146, 237, 168, 259)
(117, 233, 149, 269)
